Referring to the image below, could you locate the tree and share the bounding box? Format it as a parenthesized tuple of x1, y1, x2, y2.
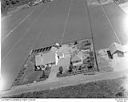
(59, 66, 63, 74)
(78, 65, 82, 70)
(74, 41, 78, 45)
(68, 62, 73, 72)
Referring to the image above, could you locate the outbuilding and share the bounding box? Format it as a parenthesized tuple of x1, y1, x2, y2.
(109, 42, 124, 58)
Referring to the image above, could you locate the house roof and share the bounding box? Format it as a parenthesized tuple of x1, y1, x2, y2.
(35, 51, 56, 66)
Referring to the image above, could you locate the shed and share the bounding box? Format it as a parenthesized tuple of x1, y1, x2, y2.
(109, 42, 124, 57)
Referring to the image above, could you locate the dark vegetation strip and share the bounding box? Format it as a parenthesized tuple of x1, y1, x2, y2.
(1, 0, 50, 16)
(1, 0, 32, 16)
(6, 77, 128, 98)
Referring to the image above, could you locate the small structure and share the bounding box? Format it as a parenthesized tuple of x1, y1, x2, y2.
(71, 55, 82, 66)
(109, 42, 124, 58)
(53, 43, 61, 49)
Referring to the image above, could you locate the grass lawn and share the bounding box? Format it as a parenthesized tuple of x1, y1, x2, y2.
(8, 76, 128, 98)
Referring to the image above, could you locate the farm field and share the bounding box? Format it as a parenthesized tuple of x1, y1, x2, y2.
(1, 0, 128, 90)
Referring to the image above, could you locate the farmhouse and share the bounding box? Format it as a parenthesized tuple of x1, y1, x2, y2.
(34, 41, 92, 71)
(35, 44, 72, 69)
